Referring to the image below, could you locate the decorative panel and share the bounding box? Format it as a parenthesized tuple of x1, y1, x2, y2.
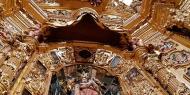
(164, 50, 190, 66)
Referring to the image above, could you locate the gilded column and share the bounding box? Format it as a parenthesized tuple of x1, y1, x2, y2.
(0, 36, 37, 94)
(135, 46, 190, 95)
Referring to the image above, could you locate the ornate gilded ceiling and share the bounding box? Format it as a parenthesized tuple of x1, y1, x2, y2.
(34, 0, 143, 30)
(0, 0, 189, 95)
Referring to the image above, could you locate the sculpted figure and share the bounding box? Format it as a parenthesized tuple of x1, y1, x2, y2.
(28, 24, 41, 40)
(145, 44, 164, 61)
(129, 37, 144, 49)
(74, 71, 102, 95)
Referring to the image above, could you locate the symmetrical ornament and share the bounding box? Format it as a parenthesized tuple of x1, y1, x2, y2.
(94, 49, 125, 70)
(0, 1, 190, 93)
(94, 49, 115, 65)
(166, 50, 190, 66)
(44, 8, 128, 30)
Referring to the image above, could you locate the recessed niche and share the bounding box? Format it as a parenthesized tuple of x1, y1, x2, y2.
(79, 50, 92, 59)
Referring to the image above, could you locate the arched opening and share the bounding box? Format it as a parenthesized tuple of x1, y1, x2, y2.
(49, 64, 122, 95)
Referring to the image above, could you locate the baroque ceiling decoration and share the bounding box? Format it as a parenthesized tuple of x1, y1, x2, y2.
(0, 0, 190, 95)
(168, 0, 190, 27)
(44, 8, 125, 30)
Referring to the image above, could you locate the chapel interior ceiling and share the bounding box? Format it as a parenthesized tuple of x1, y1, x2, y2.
(0, 0, 190, 95)
(36, 0, 143, 30)
(44, 13, 122, 47)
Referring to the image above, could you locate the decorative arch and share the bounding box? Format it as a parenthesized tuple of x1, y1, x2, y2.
(36, 44, 130, 95)
(72, 7, 99, 19)
(16, 42, 168, 95)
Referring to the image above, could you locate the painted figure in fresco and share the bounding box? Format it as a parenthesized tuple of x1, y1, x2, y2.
(4, 32, 15, 46)
(173, 52, 187, 64)
(0, 22, 25, 48)
(55, 50, 65, 60)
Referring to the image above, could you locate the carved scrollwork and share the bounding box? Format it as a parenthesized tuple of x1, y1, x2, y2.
(24, 62, 46, 94)
(3, 60, 17, 71)
(159, 71, 175, 87)
(144, 60, 164, 74)
(130, 80, 160, 95)
(169, 7, 190, 26)
(38, 53, 54, 69)
(165, 50, 190, 66)
(0, 71, 10, 90)
(100, 14, 124, 30)
(176, 83, 190, 95)
(94, 49, 114, 66)
(56, 47, 75, 64)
